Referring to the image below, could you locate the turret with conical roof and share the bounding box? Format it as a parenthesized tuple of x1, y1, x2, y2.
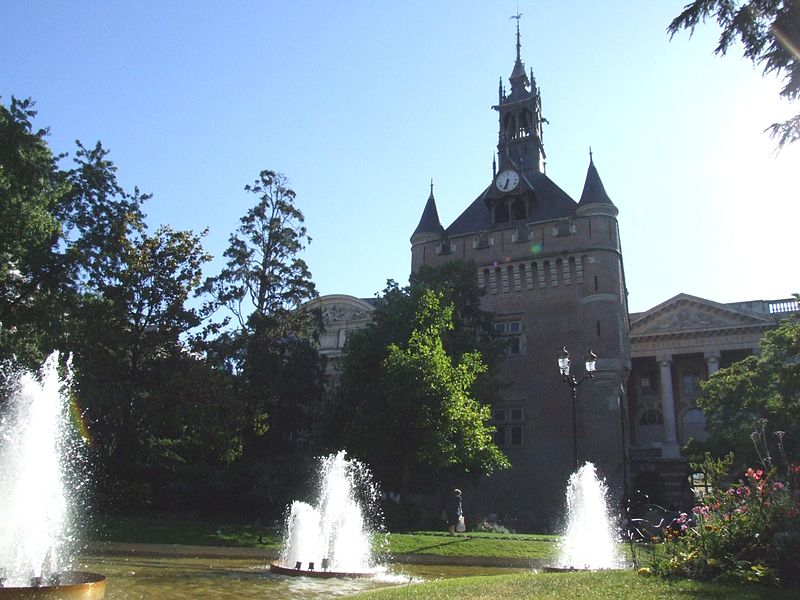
(576, 152, 618, 217)
(410, 181, 446, 271)
(404, 12, 630, 532)
(412, 181, 444, 240)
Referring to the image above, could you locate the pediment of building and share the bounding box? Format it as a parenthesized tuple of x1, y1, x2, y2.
(630, 293, 774, 337)
(305, 294, 376, 326)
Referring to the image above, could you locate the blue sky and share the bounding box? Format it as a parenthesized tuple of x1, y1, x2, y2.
(2, 1, 797, 313)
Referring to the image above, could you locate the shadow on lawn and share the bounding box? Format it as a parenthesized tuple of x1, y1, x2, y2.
(407, 536, 474, 553)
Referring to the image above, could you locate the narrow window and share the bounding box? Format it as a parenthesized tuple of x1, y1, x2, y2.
(512, 199, 527, 221)
(494, 426, 507, 447)
(495, 203, 510, 223)
(510, 426, 524, 446)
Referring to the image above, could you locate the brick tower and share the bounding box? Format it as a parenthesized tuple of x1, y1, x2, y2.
(410, 17, 631, 530)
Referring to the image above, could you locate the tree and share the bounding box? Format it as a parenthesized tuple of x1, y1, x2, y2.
(321, 266, 509, 495)
(72, 225, 213, 475)
(0, 97, 70, 365)
(383, 289, 509, 489)
(668, 0, 800, 146)
(199, 170, 323, 465)
(200, 170, 317, 336)
(692, 311, 799, 468)
(1, 97, 255, 510)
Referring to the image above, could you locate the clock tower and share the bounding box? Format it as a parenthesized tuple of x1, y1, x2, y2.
(409, 15, 630, 530)
(494, 13, 545, 180)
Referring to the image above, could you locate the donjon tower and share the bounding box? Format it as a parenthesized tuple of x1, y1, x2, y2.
(410, 20, 631, 529)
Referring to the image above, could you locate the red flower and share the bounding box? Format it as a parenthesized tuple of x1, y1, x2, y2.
(745, 468, 764, 481)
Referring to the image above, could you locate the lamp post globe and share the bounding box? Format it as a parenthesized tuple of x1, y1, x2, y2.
(558, 347, 597, 471)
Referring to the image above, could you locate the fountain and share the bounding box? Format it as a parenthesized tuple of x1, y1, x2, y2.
(0, 352, 106, 598)
(270, 451, 383, 578)
(546, 462, 624, 572)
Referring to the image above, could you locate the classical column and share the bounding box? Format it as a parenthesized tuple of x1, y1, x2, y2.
(658, 356, 680, 458)
(704, 351, 721, 376)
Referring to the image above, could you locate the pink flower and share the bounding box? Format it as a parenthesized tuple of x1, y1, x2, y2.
(745, 468, 764, 481)
(773, 482, 785, 491)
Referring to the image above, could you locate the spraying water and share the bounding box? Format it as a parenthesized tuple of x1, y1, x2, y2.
(555, 462, 623, 570)
(280, 451, 382, 574)
(0, 352, 85, 587)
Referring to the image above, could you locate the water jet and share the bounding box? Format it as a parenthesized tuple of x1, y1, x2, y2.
(0, 353, 106, 597)
(548, 462, 624, 572)
(270, 451, 382, 579)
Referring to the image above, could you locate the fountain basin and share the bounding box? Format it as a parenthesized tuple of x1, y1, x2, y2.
(269, 561, 376, 579)
(0, 571, 106, 599)
(542, 566, 590, 573)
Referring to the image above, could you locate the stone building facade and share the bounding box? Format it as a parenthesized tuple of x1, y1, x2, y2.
(409, 24, 630, 529)
(627, 294, 799, 509)
(304, 294, 376, 390)
(311, 23, 797, 531)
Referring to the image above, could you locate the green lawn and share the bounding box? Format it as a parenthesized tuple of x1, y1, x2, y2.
(91, 514, 283, 550)
(90, 516, 800, 598)
(354, 571, 800, 600)
(381, 531, 559, 560)
(92, 516, 561, 559)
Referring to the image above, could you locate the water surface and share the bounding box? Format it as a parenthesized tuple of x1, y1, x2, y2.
(77, 554, 527, 599)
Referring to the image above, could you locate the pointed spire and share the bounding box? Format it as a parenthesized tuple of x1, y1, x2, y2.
(578, 152, 615, 207)
(412, 180, 444, 238)
(508, 12, 530, 94)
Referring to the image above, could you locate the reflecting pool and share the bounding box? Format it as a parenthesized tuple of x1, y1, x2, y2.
(76, 554, 527, 599)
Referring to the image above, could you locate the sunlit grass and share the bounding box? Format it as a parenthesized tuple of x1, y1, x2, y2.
(93, 517, 565, 560)
(353, 571, 800, 600)
(380, 531, 560, 559)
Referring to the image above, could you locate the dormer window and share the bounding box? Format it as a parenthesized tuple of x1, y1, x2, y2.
(511, 199, 527, 221)
(495, 203, 510, 224)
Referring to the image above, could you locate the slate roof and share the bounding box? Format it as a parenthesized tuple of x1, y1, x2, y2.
(446, 172, 577, 237)
(578, 158, 614, 207)
(412, 189, 445, 237)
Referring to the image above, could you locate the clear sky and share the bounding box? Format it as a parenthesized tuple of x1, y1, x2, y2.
(2, 1, 797, 313)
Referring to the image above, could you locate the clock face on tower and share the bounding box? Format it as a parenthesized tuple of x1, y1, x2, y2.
(495, 169, 519, 192)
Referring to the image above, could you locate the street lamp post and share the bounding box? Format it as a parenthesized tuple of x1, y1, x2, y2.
(558, 347, 597, 471)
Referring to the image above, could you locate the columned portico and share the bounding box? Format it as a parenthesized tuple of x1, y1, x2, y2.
(627, 293, 796, 510)
(704, 351, 721, 376)
(657, 355, 680, 458)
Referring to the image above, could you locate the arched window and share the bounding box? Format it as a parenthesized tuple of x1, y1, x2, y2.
(518, 110, 531, 137)
(682, 408, 708, 443)
(568, 256, 577, 284)
(530, 262, 539, 289)
(503, 113, 516, 139)
(640, 409, 664, 425)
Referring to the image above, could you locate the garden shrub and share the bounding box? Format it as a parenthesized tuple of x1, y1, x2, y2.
(649, 452, 800, 587)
